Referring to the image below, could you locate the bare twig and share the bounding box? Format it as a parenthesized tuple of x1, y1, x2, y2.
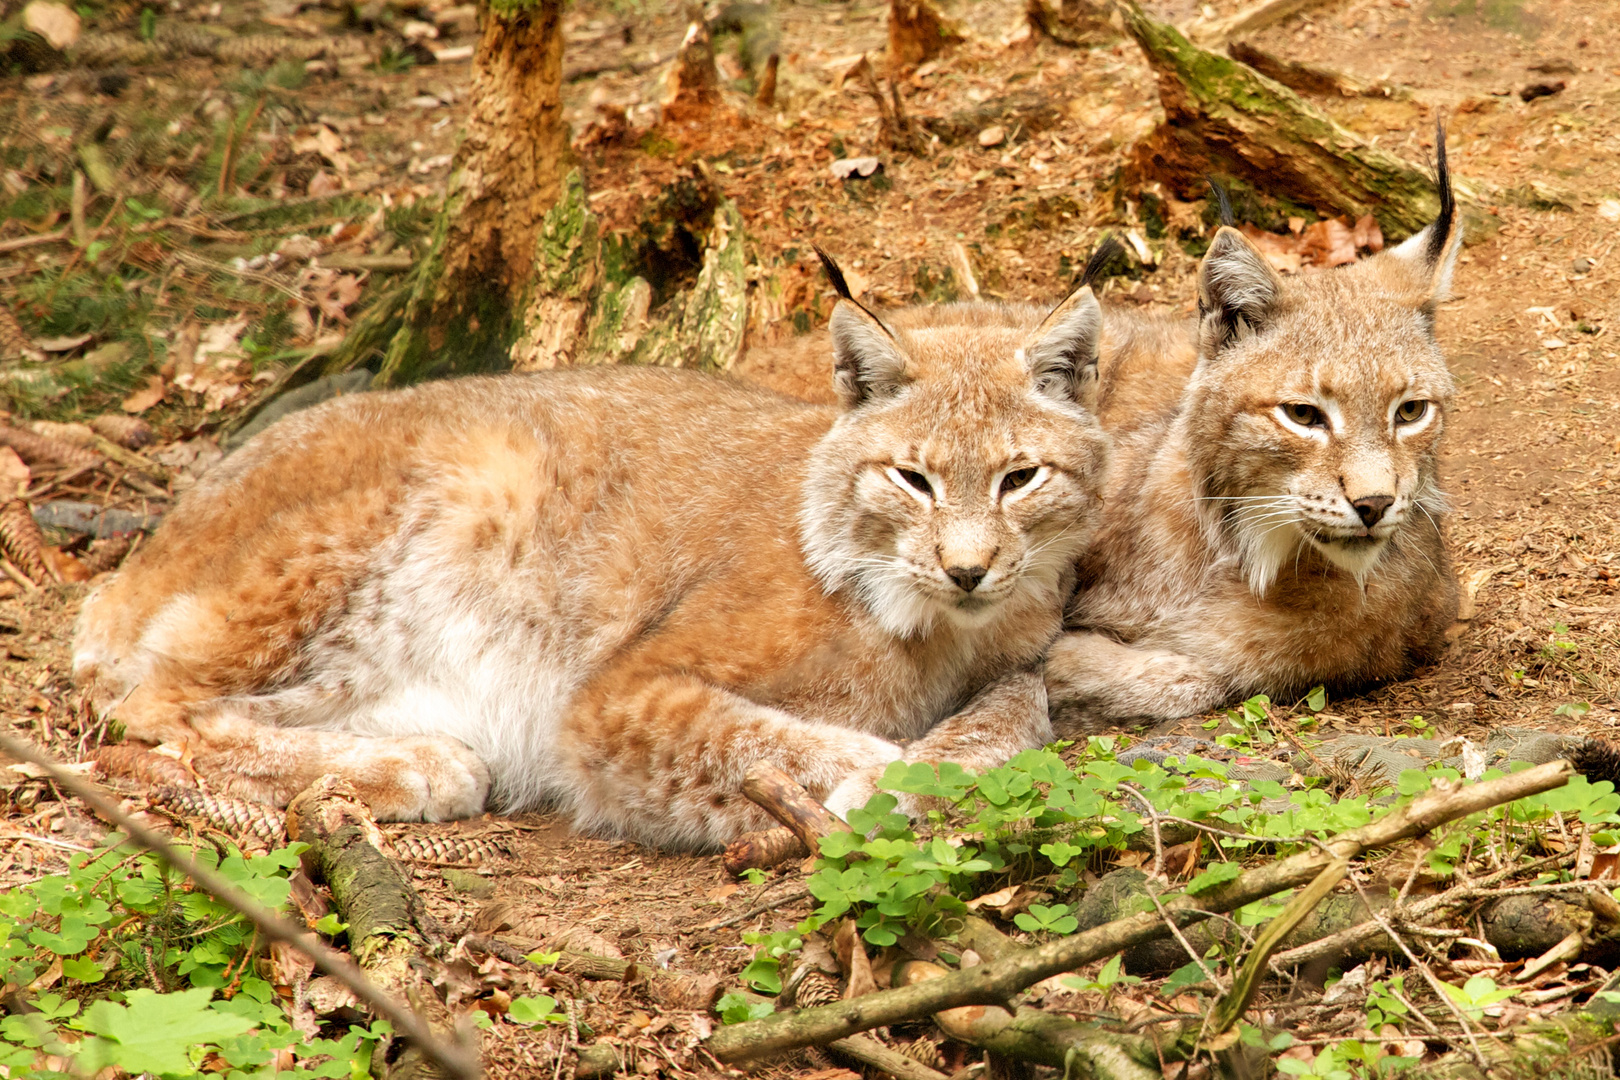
(0, 731, 481, 1080)
(700, 887, 814, 931)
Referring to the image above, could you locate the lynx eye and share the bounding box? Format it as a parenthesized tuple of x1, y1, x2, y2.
(891, 468, 935, 498)
(1279, 402, 1325, 429)
(1000, 467, 1039, 495)
(1395, 399, 1430, 424)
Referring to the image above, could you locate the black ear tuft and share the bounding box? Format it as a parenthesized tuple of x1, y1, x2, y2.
(1424, 119, 1455, 270)
(1196, 226, 1284, 352)
(1080, 235, 1125, 289)
(1206, 177, 1236, 228)
(813, 243, 855, 301)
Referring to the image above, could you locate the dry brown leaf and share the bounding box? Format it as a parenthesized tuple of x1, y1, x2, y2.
(22, 1, 81, 49)
(41, 546, 88, 584)
(832, 918, 877, 998)
(291, 125, 355, 175)
(0, 447, 29, 495)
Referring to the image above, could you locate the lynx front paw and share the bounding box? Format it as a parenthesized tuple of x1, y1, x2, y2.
(359, 737, 491, 822)
(825, 767, 922, 823)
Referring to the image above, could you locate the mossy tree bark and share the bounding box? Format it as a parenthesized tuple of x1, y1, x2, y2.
(374, 0, 572, 384)
(1115, 0, 1479, 238)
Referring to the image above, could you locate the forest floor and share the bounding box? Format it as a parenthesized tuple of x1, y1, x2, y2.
(1, 0, 1619, 1074)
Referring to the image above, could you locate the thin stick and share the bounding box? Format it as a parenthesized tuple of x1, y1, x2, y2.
(0, 731, 480, 1080)
(0, 229, 70, 253)
(700, 888, 814, 931)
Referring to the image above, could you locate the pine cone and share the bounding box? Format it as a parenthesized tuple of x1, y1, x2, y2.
(0, 424, 103, 471)
(82, 534, 134, 576)
(388, 832, 509, 866)
(0, 499, 52, 584)
(0, 305, 41, 364)
(153, 785, 287, 843)
(28, 421, 97, 449)
(89, 414, 156, 450)
(900, 1035, 945, 1069)
(790, 969, 842, 1009)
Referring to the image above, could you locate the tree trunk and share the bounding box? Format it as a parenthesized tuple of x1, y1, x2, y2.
(318, 2, 754, 390)
(374, 0, 572, 385)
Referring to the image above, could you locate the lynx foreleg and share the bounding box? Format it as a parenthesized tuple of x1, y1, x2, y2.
(562, 675, 904, 851)
(824, 669, 1052, 820)
(1044, 630, 1232, 734)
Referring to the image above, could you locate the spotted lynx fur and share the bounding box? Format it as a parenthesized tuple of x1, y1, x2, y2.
(73, 273, 1109, 849)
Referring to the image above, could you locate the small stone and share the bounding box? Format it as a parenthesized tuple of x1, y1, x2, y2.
(442, 868, 494, 897)
(977, 125, 1005, 148)
(1573, 256, 1593, 274)
(1541, 338, 1567, 350)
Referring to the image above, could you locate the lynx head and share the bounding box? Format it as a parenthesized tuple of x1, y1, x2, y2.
(800, 254, 1109, 638)
(1184, 126, 1461, 594)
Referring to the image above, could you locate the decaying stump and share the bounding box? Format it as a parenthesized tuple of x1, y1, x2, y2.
(1116, 0, 1477, 238)
(888, 0, 963, 68)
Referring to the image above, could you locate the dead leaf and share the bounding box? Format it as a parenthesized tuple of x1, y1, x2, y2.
(965, 885, 1019, 910)
(832, 919, 877, 998)
(22, 1, 81, 50)
(304, 269, 363, 323)
(41, 546, 88, 584)
(0, 447, 29, 494)
(33, 333, 93, 353)
(291, 125, 354, 175)
(121, 375, 167, 413)
(307, 170, 343, 198)
(829, 156, 881, 180)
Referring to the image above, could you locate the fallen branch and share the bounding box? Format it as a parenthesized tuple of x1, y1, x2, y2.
(724, 762, 852, 875)
(1186, 0, 1331, 45)
(705, 761, 1573, 1061)
(284, 778, 468, 1080)
(831, 1032, 949, 1080)
(0, 732, 479, 1080)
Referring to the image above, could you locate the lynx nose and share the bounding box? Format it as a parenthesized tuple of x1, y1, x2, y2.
(945, 565, 988, 593)
(1351, 495, 1394, 527)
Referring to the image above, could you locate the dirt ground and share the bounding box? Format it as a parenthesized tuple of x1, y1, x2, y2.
(1, 0, 1618, 1072)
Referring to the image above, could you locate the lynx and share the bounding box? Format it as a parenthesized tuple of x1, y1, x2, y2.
(1045, 143, 1463, 729)
(736, 135, 1464, 731)
(72, 267, 1109, 849)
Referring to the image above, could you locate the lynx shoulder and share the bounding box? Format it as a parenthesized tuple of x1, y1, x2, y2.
(73, 273, 1109, 850)
(1046, 134, 1465, 729)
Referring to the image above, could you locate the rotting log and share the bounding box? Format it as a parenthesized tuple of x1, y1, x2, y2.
(1116, 0, 1481, 238)
(1227, 41, 1407, 99)
(285, 777, 459, 1080)
(705, 761, 1573, 1061)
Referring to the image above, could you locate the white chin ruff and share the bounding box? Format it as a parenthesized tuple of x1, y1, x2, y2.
(1308, 534, 1389, 582)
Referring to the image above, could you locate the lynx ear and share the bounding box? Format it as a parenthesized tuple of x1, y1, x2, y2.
(829, 300, 908, 407)
(1388, 120, 1462, 317)
(1197, 226, 1284, 350)
(1021, 285, 1102, 405)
